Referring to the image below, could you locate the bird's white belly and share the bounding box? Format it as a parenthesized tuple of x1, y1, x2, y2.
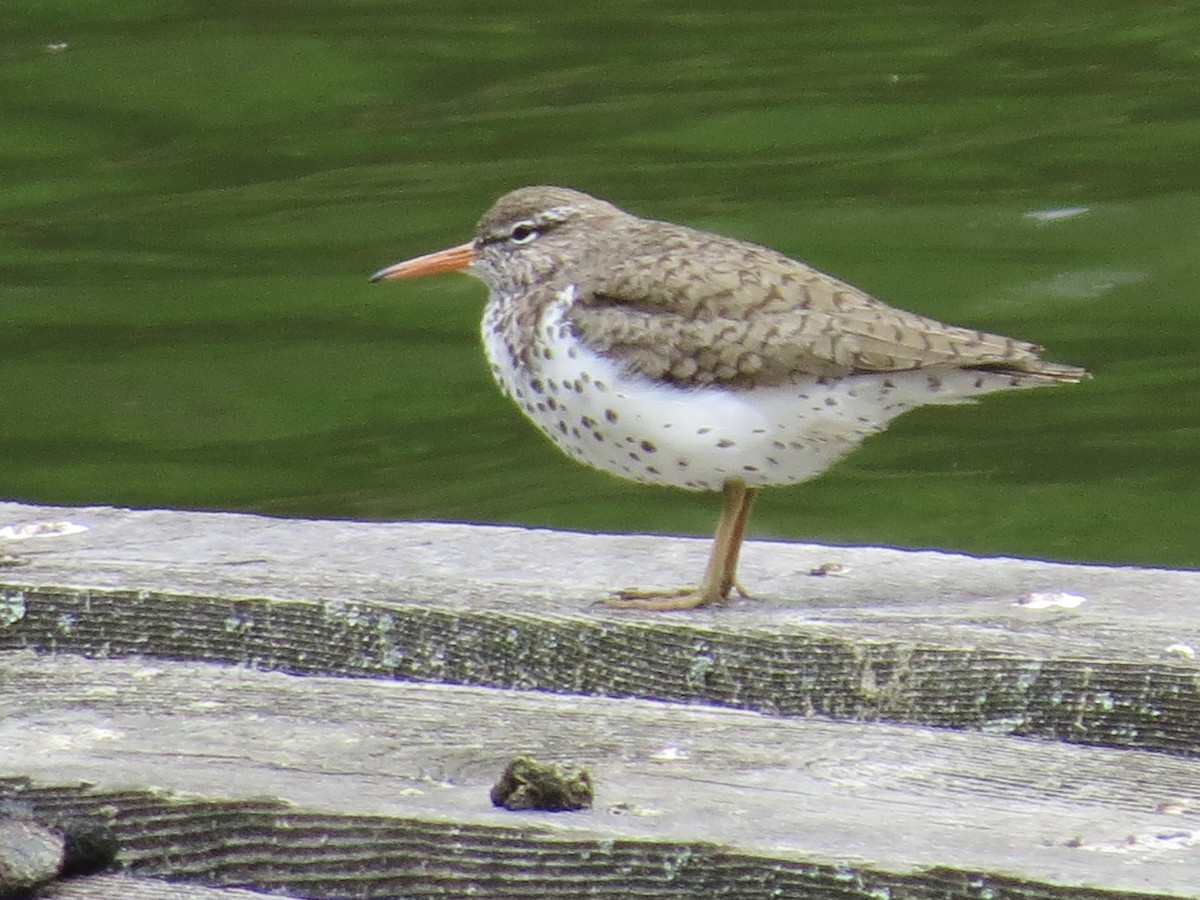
(482, 295, 996, 491)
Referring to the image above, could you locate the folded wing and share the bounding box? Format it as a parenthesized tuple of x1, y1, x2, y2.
(568, 221, 1087, 389)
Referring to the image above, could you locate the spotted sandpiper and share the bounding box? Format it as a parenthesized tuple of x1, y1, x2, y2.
(372, 187, 1087, 611)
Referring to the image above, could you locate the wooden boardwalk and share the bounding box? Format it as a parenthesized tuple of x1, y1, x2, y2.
(1, 500, 1198, 898)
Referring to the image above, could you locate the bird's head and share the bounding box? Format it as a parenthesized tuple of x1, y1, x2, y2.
(370, 186, 624, 295)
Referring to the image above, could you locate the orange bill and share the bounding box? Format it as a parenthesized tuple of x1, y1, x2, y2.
(369, 242, 475, 283)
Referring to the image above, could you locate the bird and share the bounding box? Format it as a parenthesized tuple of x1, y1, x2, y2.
(371, 186, 1088, 611)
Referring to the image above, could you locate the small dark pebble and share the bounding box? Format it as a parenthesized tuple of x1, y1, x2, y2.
(490, 756, 594, 812)
(58, 820, 120, 877)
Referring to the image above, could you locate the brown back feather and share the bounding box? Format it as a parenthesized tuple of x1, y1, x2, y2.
(569, 218, 1087, 388)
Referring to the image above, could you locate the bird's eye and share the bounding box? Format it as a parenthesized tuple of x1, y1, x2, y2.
(508, 222, 540, 244)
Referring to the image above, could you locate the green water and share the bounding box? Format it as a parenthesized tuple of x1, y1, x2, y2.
(3, 2, 1198, 568)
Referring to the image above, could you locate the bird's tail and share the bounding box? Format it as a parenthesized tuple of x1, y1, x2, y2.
(968, 358, 1090, 384)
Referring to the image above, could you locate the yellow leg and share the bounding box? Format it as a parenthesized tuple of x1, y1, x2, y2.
(608, 479, 759, 611)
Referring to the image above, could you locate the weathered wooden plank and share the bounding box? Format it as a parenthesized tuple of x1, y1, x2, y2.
(42, 874, 291, 898)
(2, 502, 1198, 754)
(2, 652, 1198, 898)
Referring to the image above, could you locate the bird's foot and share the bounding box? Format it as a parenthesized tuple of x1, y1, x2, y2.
(606, 583, 736, 611)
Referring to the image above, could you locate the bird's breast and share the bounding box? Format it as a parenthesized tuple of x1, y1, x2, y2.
(478, 292, 925, 490)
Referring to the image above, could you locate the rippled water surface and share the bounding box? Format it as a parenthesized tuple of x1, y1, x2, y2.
(4, 2, 1199, 567)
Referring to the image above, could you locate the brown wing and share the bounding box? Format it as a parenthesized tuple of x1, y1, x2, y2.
(568, 220, 1086, 388)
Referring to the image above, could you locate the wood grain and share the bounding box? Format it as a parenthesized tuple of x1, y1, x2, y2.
(2, 501, 1198, 897)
